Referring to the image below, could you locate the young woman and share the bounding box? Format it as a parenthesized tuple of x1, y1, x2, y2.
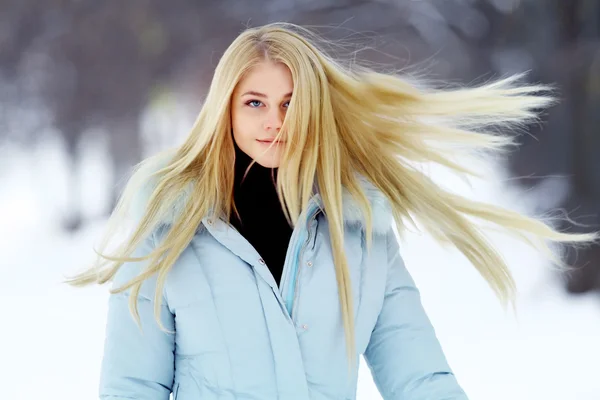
(67, 22, 597, 399)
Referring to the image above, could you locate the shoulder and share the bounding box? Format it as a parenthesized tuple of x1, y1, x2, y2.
(335, 174, 393, 236)
(127, 149, 191, 227)
(110, 230, 166, 302)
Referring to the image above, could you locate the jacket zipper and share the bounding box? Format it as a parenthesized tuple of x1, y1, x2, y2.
(223, 202, 320, 321)
(289, 205, 319, 322)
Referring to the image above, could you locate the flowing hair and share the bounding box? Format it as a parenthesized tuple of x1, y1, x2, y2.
(65, 22, 598, 377)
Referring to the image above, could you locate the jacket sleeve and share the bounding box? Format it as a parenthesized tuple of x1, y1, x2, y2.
(363, 230, 468, 400)
(99, 233, 175, 400)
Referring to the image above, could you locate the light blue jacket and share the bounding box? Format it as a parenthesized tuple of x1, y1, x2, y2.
(99, 174, 468, 399)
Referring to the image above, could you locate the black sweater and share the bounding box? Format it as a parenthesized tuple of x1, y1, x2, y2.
(229, 143, 293, 286)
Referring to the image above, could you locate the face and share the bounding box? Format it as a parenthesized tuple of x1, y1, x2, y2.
(231, 61, 293, 168)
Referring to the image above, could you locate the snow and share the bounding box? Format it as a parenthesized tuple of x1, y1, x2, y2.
(1, 139, 599, 400)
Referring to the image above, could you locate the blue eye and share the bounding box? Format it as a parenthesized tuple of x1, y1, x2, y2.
(246, 100, 263, 108)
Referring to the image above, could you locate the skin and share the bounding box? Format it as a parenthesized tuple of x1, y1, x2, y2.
(231, 61, 293, 168)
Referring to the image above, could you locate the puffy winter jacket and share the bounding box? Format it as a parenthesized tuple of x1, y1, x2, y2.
(99, 175, 468, 400)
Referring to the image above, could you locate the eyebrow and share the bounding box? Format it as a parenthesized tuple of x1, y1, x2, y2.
(241, 90, 293, 98)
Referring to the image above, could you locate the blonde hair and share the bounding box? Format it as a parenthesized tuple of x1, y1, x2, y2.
(66, 22, 598, 378)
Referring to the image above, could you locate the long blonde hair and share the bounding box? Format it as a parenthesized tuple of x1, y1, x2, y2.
(66, 22, 598, 376)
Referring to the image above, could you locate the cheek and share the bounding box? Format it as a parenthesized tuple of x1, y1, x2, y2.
(231, 109, 254, 140)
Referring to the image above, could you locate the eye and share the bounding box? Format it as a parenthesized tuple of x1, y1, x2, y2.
(282, 101, 290, 108)
(246, 100, 263, 108)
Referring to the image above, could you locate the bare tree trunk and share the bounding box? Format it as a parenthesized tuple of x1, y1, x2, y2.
(62, 128, 83, 232)
(106, 116, 143, 216)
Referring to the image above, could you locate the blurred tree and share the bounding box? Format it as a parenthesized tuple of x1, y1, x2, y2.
(1, 0, 598, 294)
(478, 0, 600, 294)
(0, 0, 240, 230)
(370, 0, 600, 294)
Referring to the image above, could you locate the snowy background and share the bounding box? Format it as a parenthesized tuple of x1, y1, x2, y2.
(2, 127, 600, 400)
(2, 1, 599, 398)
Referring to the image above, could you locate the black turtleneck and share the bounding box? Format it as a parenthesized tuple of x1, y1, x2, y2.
(229, 142, 294, 286)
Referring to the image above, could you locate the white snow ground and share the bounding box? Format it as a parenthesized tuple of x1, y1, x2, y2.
(1, 137, 599, 400)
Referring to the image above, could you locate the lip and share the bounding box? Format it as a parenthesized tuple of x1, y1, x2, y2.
(257, 139, 285, 144)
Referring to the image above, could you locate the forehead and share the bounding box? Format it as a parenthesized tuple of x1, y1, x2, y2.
(235, 61, 293, 94)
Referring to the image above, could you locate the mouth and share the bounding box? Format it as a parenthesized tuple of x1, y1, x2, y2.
(257, 139, 285, 145)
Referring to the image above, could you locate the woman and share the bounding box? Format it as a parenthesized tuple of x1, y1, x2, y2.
(67, 22, 597, 399)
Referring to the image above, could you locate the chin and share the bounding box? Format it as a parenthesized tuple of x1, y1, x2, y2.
(250, 144, 283, 168)
(254, 157, 282, 169)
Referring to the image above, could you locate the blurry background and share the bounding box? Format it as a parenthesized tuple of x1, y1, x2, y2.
(1, 0, 599, 399)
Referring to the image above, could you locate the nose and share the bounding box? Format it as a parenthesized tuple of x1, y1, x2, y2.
(263, 108, 283, 132)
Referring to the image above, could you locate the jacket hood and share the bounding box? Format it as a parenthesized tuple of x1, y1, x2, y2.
(130, 153, 393, 236)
